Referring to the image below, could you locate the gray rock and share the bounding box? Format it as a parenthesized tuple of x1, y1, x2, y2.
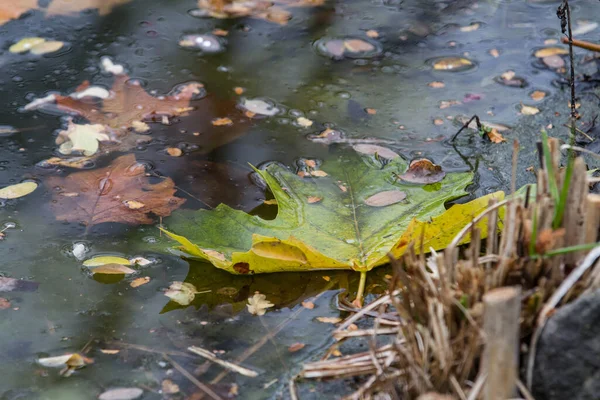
(532, 288, 600, 400)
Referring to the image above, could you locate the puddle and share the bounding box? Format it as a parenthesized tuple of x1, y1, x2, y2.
(0, 0, 594, 398)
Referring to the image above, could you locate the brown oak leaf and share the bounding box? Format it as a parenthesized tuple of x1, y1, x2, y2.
(196, 0, 324, 25)
(46, 154, 185, 225)
(55, 75, 204, 133)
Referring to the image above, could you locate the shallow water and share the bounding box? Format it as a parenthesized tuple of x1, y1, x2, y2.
(0, 0, 595, 398)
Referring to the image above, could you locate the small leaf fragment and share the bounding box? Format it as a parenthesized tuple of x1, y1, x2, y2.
(302, 301, 315, 309)
(489, 48, 500, 58)
(542, 55, 565, 69)
(297, 117, 313, 127)
(364, 190, 407, 207)
(247, 292, 274, 316)
(343, 39, 375, 53)
(98, 388, 144, 400)
(316, 317, 342, 324)
(167, 147, 183, 157)
(91, 264, 136, 275)
(366, 30, 379, 38)
(9, 37, 45, 53)
(212, 117, 233, 126)
(162, 379, 180, 394)
(521, 104, 540, 115)
(130, 276, 150, 288)
(459, 23, 480, 32)
(0, 182, 37, 199)
(100, 349, 120, 354)
(164, 281, 199, 305)
(30, 40, 64, 55)
(433, 57, 473, 71)
(428, 81, 445, 88)
(310, 170, 328, 177)
(288, 342, 305, 352)
(83, 256, 132, 267)
(399, 159, 445, 184)
(486, 128, 506, 144)
(307, 196, 322, 204)
(234, 87, 244, 95)
(534, 47, 568, 58)
(530, 90, 546, 101)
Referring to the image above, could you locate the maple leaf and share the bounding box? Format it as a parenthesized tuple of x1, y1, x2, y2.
(0, 0, 132, 25)
(46, 154, 185, 226)
(161, 149, 503, 274)
(196, 0, 324, 25)
(55, 76, 204, 133)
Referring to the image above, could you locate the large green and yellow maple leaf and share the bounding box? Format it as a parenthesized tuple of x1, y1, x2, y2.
(162, 150, 503, 276)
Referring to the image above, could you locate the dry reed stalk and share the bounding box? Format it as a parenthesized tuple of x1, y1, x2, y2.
(301, 138, 600, 399)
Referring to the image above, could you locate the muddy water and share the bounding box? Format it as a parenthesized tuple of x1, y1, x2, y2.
(0, 0, 595, 398)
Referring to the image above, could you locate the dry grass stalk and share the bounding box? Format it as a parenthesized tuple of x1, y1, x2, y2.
(301, 140, 600, 399)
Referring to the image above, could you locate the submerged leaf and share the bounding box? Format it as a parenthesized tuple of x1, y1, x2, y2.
(161, 150, 483, 273)
(521, 104, 540, 115)
(46, 154, 185, 226)
(0, 181, 37, 199)
(364, 190, 406, 207)
(98, 388, 143, 400)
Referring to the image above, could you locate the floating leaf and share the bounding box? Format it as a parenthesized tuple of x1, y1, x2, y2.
(534, 47, 568, 58)
(53, 75, 203, 133)
(247, 292, 274, 315)
(29, 40, 64, 55)
(297, 117, 313, 127)
(98, 388, 143, 400)
(162, 380, 180, 395)
(316, 317, 341, 324)
(495, 70, 527, 88)
(46, 154, 185, 226)
(90, 264, 136, 275)
(398, 159, 445, 184)
(343, 39, 375, 53)
(530, 90, 547, 101)
(486, 128, 506, 144)
(83, 256, 132, 267)
(428, 81, 445, 88)
(160, 150, 492, 274)
(521, 104, 540, 115)
(459, 23, 480, 32)
(130, 276, 150, 288)
(212, 117, 233, 126)
(366, 30, 379, 38)
(302, 301, 315, 309)
(38, 353, 92, 377)
(352, 144, 399, 160)
(0, 181, 37, 199)
(364, 190, 406, 207)
(241, 98, 280, 116)
(0, 298, 10, 309)
(167, 147, 183, 157)
(542, 55, 565, 69)
(56, 120, 110, 156)
(489, 48, 500, 58)
(164, 281, 200, 305)
(9, 37, 45, 53)
(432, 57, 473, 71)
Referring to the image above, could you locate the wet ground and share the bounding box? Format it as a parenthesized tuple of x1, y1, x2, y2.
(0, 0, 599, 398)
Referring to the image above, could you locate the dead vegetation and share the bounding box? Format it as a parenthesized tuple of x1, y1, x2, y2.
(299, 139, 600, 399)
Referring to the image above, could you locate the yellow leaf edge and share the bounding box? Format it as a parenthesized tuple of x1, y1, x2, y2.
(378, 190, 506, 267)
